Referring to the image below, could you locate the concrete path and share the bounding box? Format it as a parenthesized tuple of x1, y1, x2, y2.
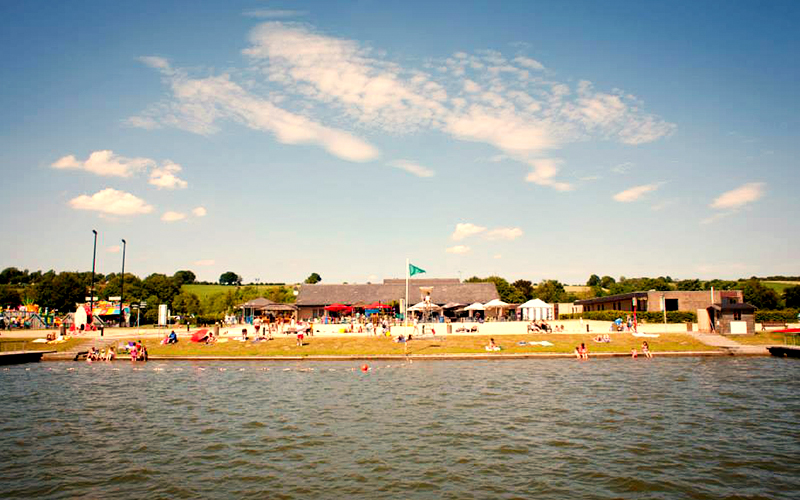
(689, 332, 769, 355)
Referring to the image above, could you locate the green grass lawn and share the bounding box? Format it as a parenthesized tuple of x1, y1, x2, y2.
(762, 281, 800, 294)
(0, 337, 84, 352)
(144, 333, 717, 357)
(729, 332, 797, 346)
(182, 284, 289, 301)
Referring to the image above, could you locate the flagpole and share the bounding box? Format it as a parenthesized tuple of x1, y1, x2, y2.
(405, 258, 409, 328)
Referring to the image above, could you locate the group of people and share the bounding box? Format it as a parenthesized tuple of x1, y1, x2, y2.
(128, 341, 148, 361)
(632, 341, 653, 358)
(574, 343, 589, 359)
(86, 346, 115, 362)
(527, 321, 566, 333)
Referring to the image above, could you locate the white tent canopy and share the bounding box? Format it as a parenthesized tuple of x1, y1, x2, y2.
(408, 301, 443, 312)
(518, 298, 554, 321)
(483, 299, 510, 309)
(464, 302, 485, 311)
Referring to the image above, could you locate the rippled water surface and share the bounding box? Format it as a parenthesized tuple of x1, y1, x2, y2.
(1, 357, 799, 499)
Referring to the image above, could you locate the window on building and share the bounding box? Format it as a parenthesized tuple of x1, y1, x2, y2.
(665, 299, 679, 311)
(733, 310, 742, 321)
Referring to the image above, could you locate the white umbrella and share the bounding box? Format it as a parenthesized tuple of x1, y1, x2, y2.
(483, 299, 510, 309)
(408, 301, 443, 312)
(464, 302, 485, 311)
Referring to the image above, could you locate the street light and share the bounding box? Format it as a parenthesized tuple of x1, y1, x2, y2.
(90, 229, 97, 326)
(120, 239, 126, 327)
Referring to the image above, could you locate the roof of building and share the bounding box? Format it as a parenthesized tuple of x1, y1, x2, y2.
(710, 302, 757, 312)
(296, 281, 499, 307)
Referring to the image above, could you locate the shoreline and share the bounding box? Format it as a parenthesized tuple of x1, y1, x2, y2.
(41, 349, 776, 362)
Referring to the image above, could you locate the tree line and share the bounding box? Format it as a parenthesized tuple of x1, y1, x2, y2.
(464, 274, 800, 311)
(0, 267, 296, 324)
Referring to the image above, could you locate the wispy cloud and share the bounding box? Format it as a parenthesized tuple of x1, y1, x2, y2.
(133, 22, 674, 190)
(242, 9, 307, 19)
(390, 159, 435, 178)
(613, 183, 659, 202)
(710, 182, 765, 209)
(485, 227, 523, 240)
(130, 57, 379, 163)
(611, 161, 634, 174)
(701, 182, 765, 224)
(161, 211, 186, 222)
(446, 245, 470, 254)
(192, 206, 207, 217)
(69, 188, 154, 215)
(452, 222, 487, 241)
(194, 259, 215, 266)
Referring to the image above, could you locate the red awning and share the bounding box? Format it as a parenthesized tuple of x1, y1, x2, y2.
(324, 304, 352, 313)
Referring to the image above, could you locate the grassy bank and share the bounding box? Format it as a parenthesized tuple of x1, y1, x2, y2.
(0, 337, 84, 352)
(143, 333, 717, 357)
(730, 332, 796, 346)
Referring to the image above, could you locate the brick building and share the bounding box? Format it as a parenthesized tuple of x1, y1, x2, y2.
(575, 290, 744, 313)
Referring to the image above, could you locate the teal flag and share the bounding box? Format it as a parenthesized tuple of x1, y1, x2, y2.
(409, 263, 426, 276)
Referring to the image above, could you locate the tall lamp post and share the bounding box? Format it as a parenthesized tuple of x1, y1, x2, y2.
(120, 239, 126, 327)
(90, 229, 98, 327)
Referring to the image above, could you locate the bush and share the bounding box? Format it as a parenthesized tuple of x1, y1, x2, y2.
(755, 309, 798, 322)
(559, 310, 697, 323)
(194, 314, 224, 325)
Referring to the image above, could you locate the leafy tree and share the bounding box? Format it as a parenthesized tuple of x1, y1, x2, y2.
(600, 275, 616, 289)
(33, 272, 87, 313)
(534, 279, 567, 303)
(677, 279, 702, 291)
(304, 272, 322, 284)
(173, 270, 197, 286)
(0, 285, 22, 308)
(172, 291, 201, 316)
(512, 279, 535, 302)
(141, 273, 181, 306)
(219, 271, 241, 286)
(462, 276, 523, 303)
(101, 273, 144, 302)
(741, 279, 780, 309)
(784, 285, 800, 309)
(586, 274, 601, 287)
(0, 267, 25, 285)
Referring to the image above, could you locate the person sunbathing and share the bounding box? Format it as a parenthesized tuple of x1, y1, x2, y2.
(485, 338, 501, 351)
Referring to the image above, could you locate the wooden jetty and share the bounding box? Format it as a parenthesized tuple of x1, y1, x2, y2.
(0, 350, 56, 365)
(767, 346, 800, 358)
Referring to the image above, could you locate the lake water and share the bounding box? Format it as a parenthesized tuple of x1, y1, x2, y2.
(1, 357, 799, 499)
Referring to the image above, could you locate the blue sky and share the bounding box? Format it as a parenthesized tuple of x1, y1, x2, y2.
(1, 0, 798, 284)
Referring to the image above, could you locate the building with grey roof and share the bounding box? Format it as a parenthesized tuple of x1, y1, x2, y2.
(296, 279, 499, 320)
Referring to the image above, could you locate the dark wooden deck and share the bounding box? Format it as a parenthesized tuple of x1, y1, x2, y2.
(0, 350, 56, 365)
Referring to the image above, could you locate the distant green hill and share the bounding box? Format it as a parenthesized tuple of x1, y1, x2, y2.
(182, 284, 292, 301)
(762, 281, 800, 294)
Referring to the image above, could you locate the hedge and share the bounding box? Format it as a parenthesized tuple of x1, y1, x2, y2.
(755, 309, 798, 322)
(559, 310, 697, 323)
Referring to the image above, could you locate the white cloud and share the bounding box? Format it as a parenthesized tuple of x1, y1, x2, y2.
(69, 188, 154, 215)
(613, 184, 660, 202)
(192, 206, 207, 217)
(710, 182, 765, 209)
(243, 9, 307, 18)
(149, 161, 188, 189)
(194, 259, 215, 266)
(513, 56, 545, 70)
(106, 245, 121, 253)
(452, 222, 486, 241)
(161, 211, 186, 222)
(138, 56, 171, 71)
(390, 159, 435, 178)
(133, 22, 674, 190)
(525, 158, 572, 191)
(52, 150, 153, 177)
(485, 227, 523, 240)
(611, 162, 634, 174)
(131, 64, 379, 163)
(446, 245, 470, 254)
